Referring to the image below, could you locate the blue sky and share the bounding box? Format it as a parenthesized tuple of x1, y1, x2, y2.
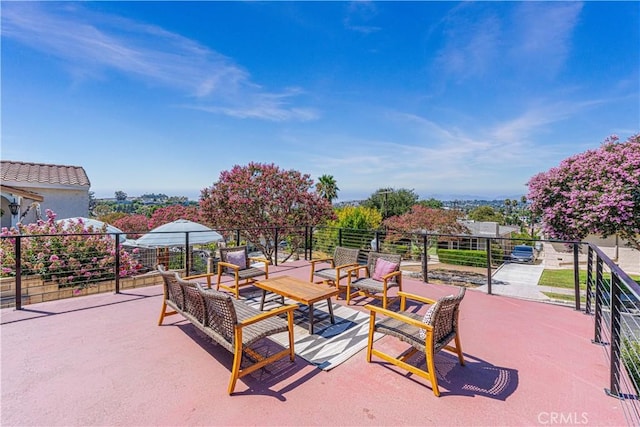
(2, 1, 638, 202)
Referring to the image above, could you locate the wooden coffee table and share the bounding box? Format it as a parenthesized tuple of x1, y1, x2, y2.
(254, 275, 340, 334)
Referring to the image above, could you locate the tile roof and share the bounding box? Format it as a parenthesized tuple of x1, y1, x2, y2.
(0, 160, 90, 187)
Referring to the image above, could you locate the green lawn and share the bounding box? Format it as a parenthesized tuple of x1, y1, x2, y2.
(539, 269, 640, 290)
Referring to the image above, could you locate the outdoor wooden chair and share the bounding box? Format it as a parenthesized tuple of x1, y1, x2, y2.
(365, 287, 466, 397)
(217, 246, 270, 299)
(346, 252, 402, 309)
(309, 246, 360, 296)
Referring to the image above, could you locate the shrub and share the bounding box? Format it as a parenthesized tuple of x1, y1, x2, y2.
(0, 210, 140, 289)
(437, 247, 503, 267)
(622, 338, 640, 394)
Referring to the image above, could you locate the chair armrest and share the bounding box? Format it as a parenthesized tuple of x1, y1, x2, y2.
(335, 262, 359, 272)
(238, 304, 298, 327)
(217, 261, 240, 272)
(364, 304, 432, 332)
(248, 256, 271, 265)
(183, 272, 215, 288)
(397, 291, 437, 305)
(310, 258, 334, 266)
(346, 265, 368, 275)
(381, 270, 402, 281)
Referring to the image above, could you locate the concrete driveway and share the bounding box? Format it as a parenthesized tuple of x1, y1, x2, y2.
(474, 262, 549, 301)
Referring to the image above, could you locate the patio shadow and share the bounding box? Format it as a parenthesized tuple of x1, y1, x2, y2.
(175, 322, 320, 400)
(377, 350, 518, 400)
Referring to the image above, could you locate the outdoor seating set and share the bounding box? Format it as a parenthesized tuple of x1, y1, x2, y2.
(157, 245, 466, 397)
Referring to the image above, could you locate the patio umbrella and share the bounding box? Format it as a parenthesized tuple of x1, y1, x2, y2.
(57, 217, 127, 243)
(135, 219, 223, 247)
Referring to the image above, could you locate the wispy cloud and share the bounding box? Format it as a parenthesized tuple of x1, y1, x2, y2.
(433, 5, 502, 81)
(1, 2, 314, 122)
(343, 1, 381, 34)
(508, 2, 583, 77)
(432, 2, 583, 82)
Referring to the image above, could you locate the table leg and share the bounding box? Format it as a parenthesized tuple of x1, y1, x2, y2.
(326, 298, 335, 324)
(308, 303, 315, 334)
(259, 289, 267, 311)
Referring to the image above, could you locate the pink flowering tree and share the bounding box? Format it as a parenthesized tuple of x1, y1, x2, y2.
(0, 210, 140, 288)
(148, 205, 202, 229)
(112, 214, 150, 239)
(527, 134, 640, 249)
(200, 162, 335, 260)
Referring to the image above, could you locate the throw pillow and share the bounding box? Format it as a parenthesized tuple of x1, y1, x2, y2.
(372, 257, 398, 281)
(419, 304, 437, 340)
(226, 250, 247, 270)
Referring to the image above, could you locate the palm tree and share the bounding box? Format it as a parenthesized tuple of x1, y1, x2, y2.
(316, 174, 339, 203)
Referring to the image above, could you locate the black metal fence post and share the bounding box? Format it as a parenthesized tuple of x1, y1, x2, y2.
(593, 257, 604, 344)
(15, 236, 22, 310)
(606, 273, 623, 397)
(184, 232, 190, 274)
(115, 237, 121, 294)
(308, 226, 314, 260)
(573, 242, 581, 311)
(486, 237, 493, 295)
(422, 233, 428, 283)
(235, 229, 240, 246)
(338, 228, 343, 247)
(586, 246, 593, 315)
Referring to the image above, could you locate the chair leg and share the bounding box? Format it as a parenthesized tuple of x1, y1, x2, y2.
(426, 353, 440, 397)
(287, 311, 295, 361)
(454, 334, 465, 366)
(366, 312, 376, 362)
(157, 301, 167, 325)
(228, 334, 243, 395)
(158, 301, 177, 326)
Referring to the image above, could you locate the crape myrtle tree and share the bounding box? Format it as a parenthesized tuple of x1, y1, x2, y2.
(112, 214, 150, 239)
(527, 134, 640, 250)
(383, 205, 469, 259)
(200, 162, 335, 261)
(148, 205, 201, 229)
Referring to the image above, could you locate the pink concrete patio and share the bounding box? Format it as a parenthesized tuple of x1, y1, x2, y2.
(1, 260, 625, 426)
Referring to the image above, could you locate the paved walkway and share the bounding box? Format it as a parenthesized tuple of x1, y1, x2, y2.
(474, 262, 551, 301)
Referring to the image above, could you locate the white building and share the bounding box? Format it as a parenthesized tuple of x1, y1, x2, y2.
(1, 160, 91, 229)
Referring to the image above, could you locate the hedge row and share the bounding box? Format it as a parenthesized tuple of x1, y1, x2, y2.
(437, 247, 504, 267)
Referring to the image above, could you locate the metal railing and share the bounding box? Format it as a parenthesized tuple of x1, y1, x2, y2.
(586, 244, 640, 424)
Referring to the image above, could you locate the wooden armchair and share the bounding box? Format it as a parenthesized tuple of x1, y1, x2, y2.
(217, 246, 270, 299)
(346, 252, 402, 309)
(309, 246, 360, 296)
(365, 287, 466, 397)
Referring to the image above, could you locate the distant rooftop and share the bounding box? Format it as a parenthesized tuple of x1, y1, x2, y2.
(1, 160, 90, 187)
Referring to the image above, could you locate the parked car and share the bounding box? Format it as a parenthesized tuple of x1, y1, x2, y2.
(510, 245, 535, 263)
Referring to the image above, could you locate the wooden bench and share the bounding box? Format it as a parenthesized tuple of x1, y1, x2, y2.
(157, 266, 297, 395)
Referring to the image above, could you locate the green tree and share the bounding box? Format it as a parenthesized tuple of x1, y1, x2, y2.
(114, 190, 127, 201)
(316, 174, 339, 203)
(362, 188, 418, 219)
(417, 198, 444, 209)
(329, 206, 382, 230)
(468, 205, 504, 223)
